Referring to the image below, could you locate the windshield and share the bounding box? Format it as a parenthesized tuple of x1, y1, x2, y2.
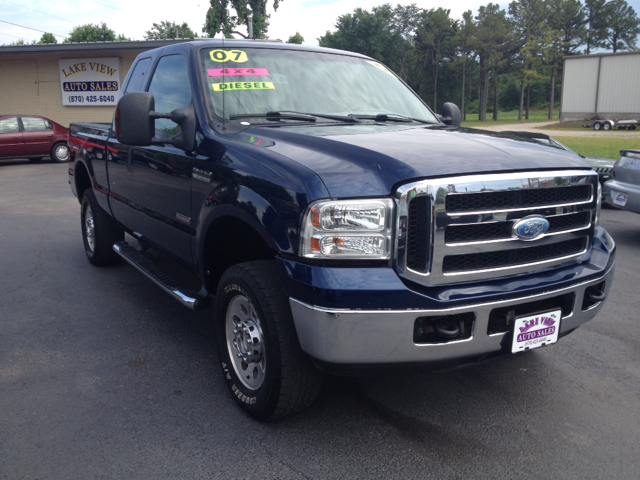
(198, 47, 438, 124)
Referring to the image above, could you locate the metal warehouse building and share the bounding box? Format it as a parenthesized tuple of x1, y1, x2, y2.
(0, 39, 192, 127)
(560, 50, 640, 123)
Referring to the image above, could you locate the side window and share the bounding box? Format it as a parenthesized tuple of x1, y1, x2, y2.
(124, 57, 151, 94)
(147, 55, 191, 138)
(21, 117, 48, 132)
(0, 117, 20, 134)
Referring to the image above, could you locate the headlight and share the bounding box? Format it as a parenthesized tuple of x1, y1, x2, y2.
(300, 199, 394, 259)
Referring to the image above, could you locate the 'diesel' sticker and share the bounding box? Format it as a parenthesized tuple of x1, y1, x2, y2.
(212, 82, 275, 91)
(208, 68, 269, 77)
(209, 50, 248, 63)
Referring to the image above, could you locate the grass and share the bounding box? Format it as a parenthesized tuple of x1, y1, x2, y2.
(554, 137, 640, 159)
(461, 110, 557, 128)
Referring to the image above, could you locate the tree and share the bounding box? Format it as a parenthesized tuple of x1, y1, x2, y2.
(203, 0, 281, 39)
(510, 0, 546, 120)
(416, 8, 457, 112)
(318, 5, 405, 70)
(472, 4, 511, 121)
(582, 0, 609, 53)
(604, 0, 640, 52)
(145, 21, 198, 40)
(65, 23, 119, 43)
(287, 32, 304, 44)
(455, 10, 476, 120)
(544, 0, 585, 119)
(39, 33, 57, 44)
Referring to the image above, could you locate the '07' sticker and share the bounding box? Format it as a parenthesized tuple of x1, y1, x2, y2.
(209, 49, 248, 63)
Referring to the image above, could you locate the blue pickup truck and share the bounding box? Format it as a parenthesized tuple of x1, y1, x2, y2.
(68, 40, 615, 420)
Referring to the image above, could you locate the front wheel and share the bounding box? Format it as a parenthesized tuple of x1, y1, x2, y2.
(51, 142, 69, 162)
(81, 189, 123, 266)
(214, 260, 322, 420)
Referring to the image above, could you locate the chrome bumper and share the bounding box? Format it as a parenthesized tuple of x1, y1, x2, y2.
(289, 263, 615, 365)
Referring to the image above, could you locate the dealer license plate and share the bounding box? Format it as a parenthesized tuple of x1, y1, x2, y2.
(511, 310, 561, 353)
(612, 191, 628, 206)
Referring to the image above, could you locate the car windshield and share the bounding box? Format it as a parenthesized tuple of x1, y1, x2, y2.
(198, 47, 438, 124)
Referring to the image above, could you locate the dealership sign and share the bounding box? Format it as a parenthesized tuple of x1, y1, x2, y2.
(59, 58, 121, 106)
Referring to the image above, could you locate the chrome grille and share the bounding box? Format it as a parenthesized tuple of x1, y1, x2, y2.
(395, 170, 598, 286)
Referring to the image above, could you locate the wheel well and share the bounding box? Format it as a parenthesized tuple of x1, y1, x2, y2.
(74, 162, 92, 203)
(203, 217, 278, 292)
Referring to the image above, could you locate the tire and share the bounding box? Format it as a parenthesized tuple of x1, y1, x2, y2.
(81, 189, 124, 266)
(593, 122, 602, 130)
(29, 157, 43, 162)
(50, 142, 69, 162)
(214, 260, 322, 420)
(603, 122, 611, 131)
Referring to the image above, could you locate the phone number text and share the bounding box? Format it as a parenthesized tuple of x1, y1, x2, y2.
(67, 95, 116, 103)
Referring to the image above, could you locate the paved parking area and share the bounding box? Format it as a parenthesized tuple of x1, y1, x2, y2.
(1, 160, 639, 479)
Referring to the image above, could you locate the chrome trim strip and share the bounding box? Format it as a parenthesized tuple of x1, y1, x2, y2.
(441, 248, 589, 276)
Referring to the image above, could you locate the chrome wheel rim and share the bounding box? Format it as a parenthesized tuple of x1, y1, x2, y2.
(55, 144, 69, 162)
(84, 205, 95, 252)
(225, 294, 266, 390)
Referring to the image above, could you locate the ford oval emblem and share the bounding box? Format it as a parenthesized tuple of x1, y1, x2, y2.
(512, 216, 550, 241)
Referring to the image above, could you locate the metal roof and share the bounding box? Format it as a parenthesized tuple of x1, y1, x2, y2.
(0, 38, 199, 55)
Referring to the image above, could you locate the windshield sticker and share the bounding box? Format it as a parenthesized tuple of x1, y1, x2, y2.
(366, 60, 394, 76)
(208, 68, 269, 77)
(212, 82, 275, 91)
(209, 50, 248, 63)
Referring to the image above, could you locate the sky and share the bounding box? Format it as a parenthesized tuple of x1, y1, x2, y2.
(1, 0, 640, 46)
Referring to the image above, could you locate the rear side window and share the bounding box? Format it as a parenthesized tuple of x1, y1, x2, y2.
(147, 55, 191, 137)
(124, 57, 151, 94)
(22, 117, 52, 132)
(0, 117, 19, 134)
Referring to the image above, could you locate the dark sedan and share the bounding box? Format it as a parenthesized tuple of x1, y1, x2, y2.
(0, 115, 69, 163)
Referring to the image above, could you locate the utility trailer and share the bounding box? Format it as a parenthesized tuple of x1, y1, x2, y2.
(591, 119, 638, 131)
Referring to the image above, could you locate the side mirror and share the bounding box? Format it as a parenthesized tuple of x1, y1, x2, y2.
(115, 92, 155, 146)
(440, 102, 461, 127)
(115, 91, 197, 152)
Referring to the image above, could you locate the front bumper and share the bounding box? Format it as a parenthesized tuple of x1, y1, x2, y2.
(281, 227, 615, 366)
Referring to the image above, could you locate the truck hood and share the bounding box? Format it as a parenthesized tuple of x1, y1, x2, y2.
(235, 124, 591, 197)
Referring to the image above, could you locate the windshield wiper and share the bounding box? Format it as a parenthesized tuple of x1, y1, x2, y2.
(229, 111, 359, 123)
(350, 113, 435, 124)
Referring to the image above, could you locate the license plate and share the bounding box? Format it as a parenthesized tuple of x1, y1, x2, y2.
(511, 310, 561, 353)
(612, 191, 628, 206)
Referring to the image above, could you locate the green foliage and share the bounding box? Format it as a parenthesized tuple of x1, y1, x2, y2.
(203, 0, 281, 39)
(604, 0, 640, 52)
(554, 136, 640, 159)
(39, 33, 57, 44)
(145, 21, 198, 40)
(287, 32, 304, 44)
(65, 23, 121, 43)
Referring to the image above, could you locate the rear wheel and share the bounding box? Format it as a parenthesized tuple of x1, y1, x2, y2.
(593, 122, 602, 130)
(51, 142, 69, 162)
(81, 189, 123, 266)
(214, 260, 322, 420)
(603, 122, 611, 131)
